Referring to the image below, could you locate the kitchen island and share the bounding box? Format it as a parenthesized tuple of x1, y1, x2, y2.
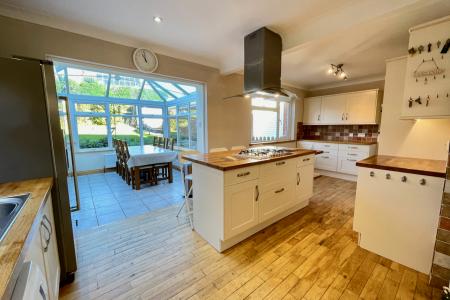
(183, 147, 316, 252)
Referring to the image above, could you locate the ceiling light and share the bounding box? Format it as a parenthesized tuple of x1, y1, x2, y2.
(153, 16, 163, 23)
(327, 64, 348, 80)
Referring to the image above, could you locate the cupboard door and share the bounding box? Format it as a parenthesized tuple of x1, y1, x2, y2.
(41, 196, 61, 300)
(224, 179, 259, 239)
(295, 164, 314, 203)
(259, 180, 295, 222)
(345, 90, 378, 124)
(303, 97, 322, 124)
(321, 94, 347, 124)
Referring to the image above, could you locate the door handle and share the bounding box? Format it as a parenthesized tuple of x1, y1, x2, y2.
(274, 188, 285, 194)
(347, 159, 357, 162)
(302, 158, 310, 162)
(40, 221, 51, 252)
(297, 172, 300, 185)
(276, 161, 286, 166)
(237, 171, 250, 177)
(370, 171, 375, 177)
(341, 113, 344, 120)
(255, 185, 259, 202)
(345, 113, 348, 120)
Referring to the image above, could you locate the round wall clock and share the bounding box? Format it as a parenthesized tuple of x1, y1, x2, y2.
(133, 48, 158, 73)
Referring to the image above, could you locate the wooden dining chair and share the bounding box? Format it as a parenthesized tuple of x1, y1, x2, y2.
(177, 150, 199, 229)
(152, 136, 158, 146)
(166, 138, 175, 150)
(113, 139, 121, 174)
(157, 137, 164, 147)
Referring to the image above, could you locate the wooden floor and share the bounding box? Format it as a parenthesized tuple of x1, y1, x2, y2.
(60, 176, 441, 300)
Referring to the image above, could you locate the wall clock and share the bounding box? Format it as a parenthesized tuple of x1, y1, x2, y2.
(133, 48, 158, 73)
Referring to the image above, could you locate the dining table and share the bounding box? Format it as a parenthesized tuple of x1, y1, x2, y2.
(127, 145, 178, 190)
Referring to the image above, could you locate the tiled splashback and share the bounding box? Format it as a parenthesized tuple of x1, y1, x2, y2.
(297, 123, 379, 143)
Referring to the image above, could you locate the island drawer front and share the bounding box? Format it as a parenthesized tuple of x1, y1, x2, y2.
(313, 142, 339, 151)
(297, 155, 315, 167)
(224, 166, 259, 186)
(259, 158, 296, 183)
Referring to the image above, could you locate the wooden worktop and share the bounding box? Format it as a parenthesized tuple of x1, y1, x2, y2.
(0, 177, 53, 298)
(356, 155, 447, 178)
(300, 139, 378, 145)
(183, 149, 316, 171)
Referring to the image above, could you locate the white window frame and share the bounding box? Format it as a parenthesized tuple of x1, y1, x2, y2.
(251, 97, 293, 143)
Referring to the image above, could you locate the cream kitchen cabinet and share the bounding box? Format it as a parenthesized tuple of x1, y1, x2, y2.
(224, 179, 259, 239)
(303, 97, 322, 124)
(191, 154, 315, 252)
(23, 194, 60, 300)
(354, 167, 444, 273)
(302, 89, 381, 125)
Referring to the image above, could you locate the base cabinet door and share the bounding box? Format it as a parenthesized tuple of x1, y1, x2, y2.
(296, 164, 314, 203)
(224, 179, 259, 239)
(337, 157, 359, 175)
(41, 196, 61, 300)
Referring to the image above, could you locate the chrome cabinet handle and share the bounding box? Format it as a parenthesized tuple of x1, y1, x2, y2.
(347, 159, 357, 162)
(40, 220, 51, 252)
(42, 215, 53, 236)
(370, 171, 375, 177)
(401, 176, 407, 182)
(324, 145, 330, 147)
(386, 173, 391, 180)
(317, 114, 321, 121)
(346, 113, 348, 120)
(237, 171, 250, 177)
(420, 178, 426, 185)
(255, 185, 259, 202)
(347, 153, 358, 156)
(276, 161, 286, 166)
(341, 113, 344, 120)
(275, 188, 285, 194)
(322, 156, 329, 159)
(297, 172, 300, 185)
(303, 158, 310, 162)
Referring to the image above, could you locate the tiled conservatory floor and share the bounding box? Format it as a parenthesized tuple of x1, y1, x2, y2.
(70, 170, 184, 235)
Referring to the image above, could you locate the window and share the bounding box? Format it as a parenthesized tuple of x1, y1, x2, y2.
(54, 62, 202, 150)
(251, 97, 292, 142)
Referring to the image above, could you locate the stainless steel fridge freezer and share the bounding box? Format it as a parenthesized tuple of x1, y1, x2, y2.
(0, 57, 77, 284)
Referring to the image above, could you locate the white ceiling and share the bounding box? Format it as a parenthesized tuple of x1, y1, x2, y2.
(1, 0, 449, 89)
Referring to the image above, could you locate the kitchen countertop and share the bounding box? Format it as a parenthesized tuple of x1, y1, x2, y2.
(183, 149, 316, 171)
(0, 177, 53, 298)
(356, 155, 447, 178)
(299, 139, 378, 145)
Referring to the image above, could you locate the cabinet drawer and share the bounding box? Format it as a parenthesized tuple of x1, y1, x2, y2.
(297, 141, 314, 150)
(313, 142, 339, 151)
(224, 166, 259, 186)
(259, 180, 295, 222)
(338, 144, 371, 152)
(259, 158, 296, 183)
(339, 150, 369, 161)
(297, 155, 315, 167)
(315, 154, 338, 171)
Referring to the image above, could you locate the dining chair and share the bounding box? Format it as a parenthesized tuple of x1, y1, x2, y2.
(157, 137, 164, 147)
(164, 137, 169, 149)
(152, 136, 158, 146)
(209, 147, 228, 153)
(122, 141, 132, 185)
(113, 139, 121, 174)
(166, 138, 175, 150)
(231, 145, 246, 151)
(176, 150, 199, 229)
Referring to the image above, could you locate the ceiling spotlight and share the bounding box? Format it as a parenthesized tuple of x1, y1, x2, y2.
(327, 64, 348, 80)
(153, 16, 163, 23)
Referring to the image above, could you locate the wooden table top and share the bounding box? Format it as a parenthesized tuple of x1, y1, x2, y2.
(0, 177, 53, 298)
(356, 155, 447, 178)
(183, 149, 317, 171)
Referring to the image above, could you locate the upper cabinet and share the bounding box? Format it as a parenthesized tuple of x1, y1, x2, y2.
(303, 89, 381, 125)
(303, 96, 322, 124)
(402, 16, 450, 119)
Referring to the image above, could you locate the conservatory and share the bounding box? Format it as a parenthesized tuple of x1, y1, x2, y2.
(54, 60, 205, 172)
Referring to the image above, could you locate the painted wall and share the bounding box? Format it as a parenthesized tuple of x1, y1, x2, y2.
(378, 57, 450, 160)
(306, 80, 385, 97)
(0, 15, 307, 171)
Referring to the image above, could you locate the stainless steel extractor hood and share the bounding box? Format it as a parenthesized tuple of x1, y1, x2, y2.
(224, 27, 290, 99)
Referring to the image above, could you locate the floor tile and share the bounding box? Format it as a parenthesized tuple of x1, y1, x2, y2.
(97, 211, 125, 226)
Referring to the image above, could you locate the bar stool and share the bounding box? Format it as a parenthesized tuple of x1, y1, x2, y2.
(176, 150, 199, 229)
(209, 147, 228, 153)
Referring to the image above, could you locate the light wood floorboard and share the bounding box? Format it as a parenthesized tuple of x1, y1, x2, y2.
(60, 176, 441, 300)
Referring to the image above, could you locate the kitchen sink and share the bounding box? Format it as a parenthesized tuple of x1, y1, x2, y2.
(0, 194, 30, 242)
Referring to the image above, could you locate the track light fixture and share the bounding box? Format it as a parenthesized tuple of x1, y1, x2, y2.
(327, 64, 348, 80)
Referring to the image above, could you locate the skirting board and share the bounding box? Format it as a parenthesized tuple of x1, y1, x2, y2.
(315, 169, 357, 182)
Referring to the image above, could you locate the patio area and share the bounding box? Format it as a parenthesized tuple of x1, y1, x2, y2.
(70, 170, 184, 234)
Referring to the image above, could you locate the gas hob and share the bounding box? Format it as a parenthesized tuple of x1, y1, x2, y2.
(235, 146, 293, 160)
